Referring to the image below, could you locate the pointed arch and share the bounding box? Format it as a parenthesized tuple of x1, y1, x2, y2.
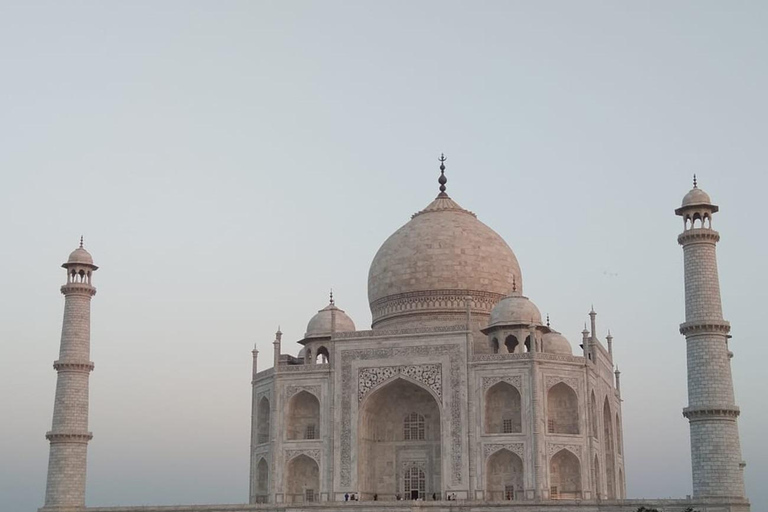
(615, 412, 622, 455)
(603, 397, 616, 499)
(255, 457, 269, 503)
(315, 346, 329, 364)
(592, 454, 601, 499)
(491, 337, 499, 354)
(550, 449, 581, 499)
(287, 390, 320, 440)
(257, 396, 270, 444)
(486, 448, 523, 501)
(547, 382, 579, 434)
(505, 335, 519, 353)
(484, 381, 522, 434)
(358, 377, 441, 500)
(590, 391, 598, 438)
(285, 454, 319, 503)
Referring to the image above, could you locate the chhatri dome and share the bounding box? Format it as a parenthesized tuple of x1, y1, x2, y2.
(368, 156, 522, 329)
(64, 237, 97, 268)
(303, 292, 356, 340)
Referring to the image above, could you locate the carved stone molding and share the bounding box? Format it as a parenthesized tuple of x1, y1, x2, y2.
(285, 448, 321, 464)
(340, 344, 463, 487)
(279, 363, 330, 373)
(333, 324, 468, 340)
(481, 375, 522, 392)
(545, 376, 580, 393)
(371, 289, 504, 324)
(679, 320, 731, 336)
(548, 443, 582, 459)
(683, 406, 740, 420)
(45, 432, 93, 444)
(256, 390, 271, 405)
(483, 443, 524, 459)
(358, 364, 441, 402)
(53, 360, 94, 372)
(473, 353, 584, 363)
(678, 230, 720, 245)
(286, 385, 320, 400)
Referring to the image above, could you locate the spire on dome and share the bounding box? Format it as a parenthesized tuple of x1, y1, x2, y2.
(546, 313, 550, 328)
(79, 236, 84, 248)
(330, 288, 334, 305)
(438, 153, 448, 196)
(693, 174, 698, 189)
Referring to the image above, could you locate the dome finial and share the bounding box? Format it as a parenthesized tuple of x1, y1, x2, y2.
(693, 174, 698, 189)
(512, 275, 517, 293)
(438, 153, 448, 196)
(546, 313, 550, 328)
(79, 235, 84, 248)
(329, 288, 334, 305)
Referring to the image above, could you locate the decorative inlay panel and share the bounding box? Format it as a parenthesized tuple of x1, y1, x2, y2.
(339, 344, 464, 487)
(545, 376, 581, 392)
(548, 443, 582, 459)
(473, 353, 584, 363)
(483, 443, 524, 459)
(481, 375, 522, 392)
(333, 324, 468, 340)
(285, 448, 321, 463)
(286, 385, 320, 400)
(358, 364, 441, 402)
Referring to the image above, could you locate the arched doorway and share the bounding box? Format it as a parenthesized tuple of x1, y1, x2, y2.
(484, 382, 522, 434)
(592, 454, 600, 499)
(315, 346, 330, 364)
(485, 449, 523, 501)
(255, 457, 269, 503)
(550, 449, 581, 499)
(285, 454, 319, 503)
(286, 391, 320, 440)
(358, 377, 441, 500)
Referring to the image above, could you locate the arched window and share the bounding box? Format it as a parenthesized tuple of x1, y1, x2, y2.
(590, 392, 598, 438)
(404, 466, 425, 499)
(505, 335, 519, 353)
(615, 413, 622, 455)
(403, 412, 425, 440)
(547, 383, 579, 434)
(491, 338, 499, 354)
(524, 335, 532, 353)
(485, 382, 522, 434)
(486, 449, 524, 501)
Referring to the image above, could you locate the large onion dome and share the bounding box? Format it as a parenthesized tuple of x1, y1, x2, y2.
(368, 159, 521, 329)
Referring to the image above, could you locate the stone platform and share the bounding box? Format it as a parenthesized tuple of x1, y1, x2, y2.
(40, 497, 751, 512)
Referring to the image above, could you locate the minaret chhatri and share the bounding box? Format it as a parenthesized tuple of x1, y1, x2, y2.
(675, 178, 746, 499)
(43, 238, 98, 510)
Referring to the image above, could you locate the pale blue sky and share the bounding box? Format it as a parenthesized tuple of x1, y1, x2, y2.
(1, 2, 767, 511)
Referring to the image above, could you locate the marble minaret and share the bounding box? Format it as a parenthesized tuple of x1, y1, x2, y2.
(676, 179, 746, 498)
(44, 239, 98, 510)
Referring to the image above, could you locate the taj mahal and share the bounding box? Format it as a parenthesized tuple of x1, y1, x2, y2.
(41, 160, 750, 512)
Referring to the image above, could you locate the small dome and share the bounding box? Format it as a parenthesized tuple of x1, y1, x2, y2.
(681, 187, 712, 208)
(297, 347, 307, 359)
(305, 302, 356, 339)
(63, 241, 97, 269)
(542, 331, 573, 355)
(486, 293, 542, 329)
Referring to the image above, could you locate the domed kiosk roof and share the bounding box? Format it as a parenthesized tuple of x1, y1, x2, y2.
(303, 295, 356, 341)
(367, 158, 521, 328)
(485, 291, 542, 329)
(675, 175, 718, 214)
(62, 237, 98, 269)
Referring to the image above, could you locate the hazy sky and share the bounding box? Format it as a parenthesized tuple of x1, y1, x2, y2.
(2, 2, 767, 511)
